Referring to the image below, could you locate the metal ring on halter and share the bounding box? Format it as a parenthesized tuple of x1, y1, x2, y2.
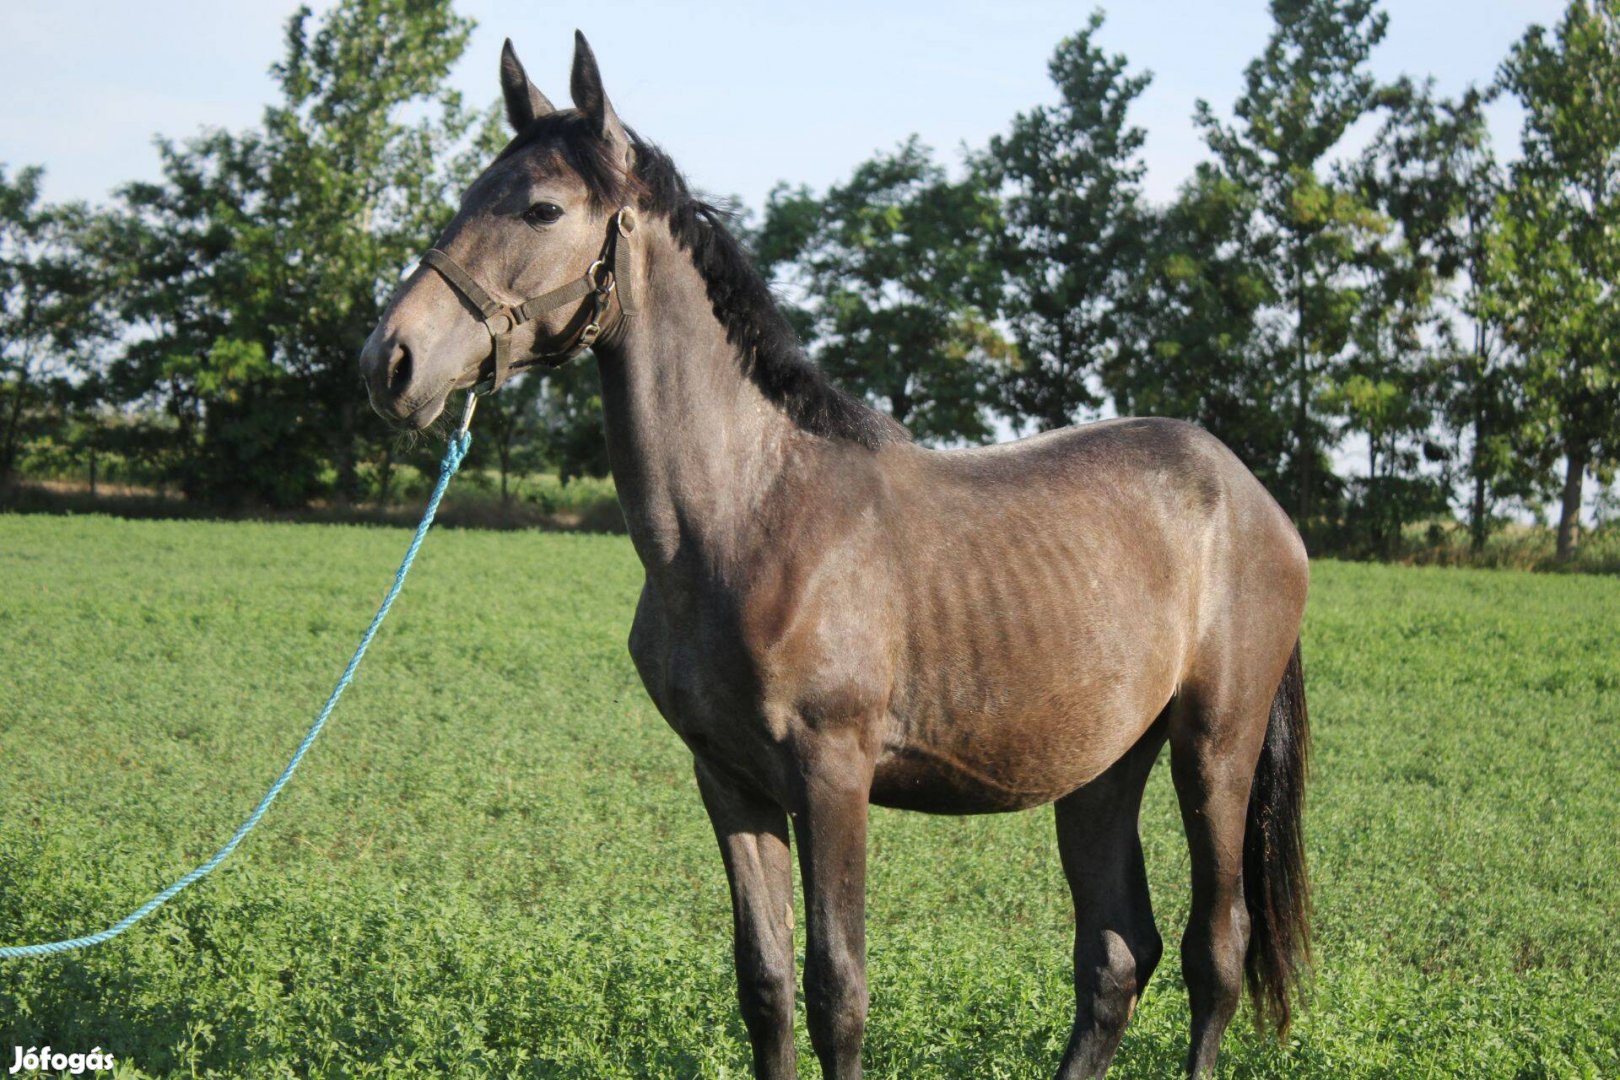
(587, 259, 616, 295)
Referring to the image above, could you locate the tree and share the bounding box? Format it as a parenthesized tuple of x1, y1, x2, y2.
(978, 12, 1153, 432)
(0, 165, 111, 488)
(466, 371, 547, 506)
(1358, 83, 1537, 552)
(530, 361, 611, 484)
(759, 138, 1009, 443)
(257, 0, 479, 502)
(106, 131, 285, 500)
(104, 0, 479, 506)
(1491, 0, 1620, 560)
(1329, 80, 1477, 554)
(1113, 166, 1292, 490)
(1195, 0, 1393, 525)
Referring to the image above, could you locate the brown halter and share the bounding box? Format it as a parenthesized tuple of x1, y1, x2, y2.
(421, 206, 639, 393)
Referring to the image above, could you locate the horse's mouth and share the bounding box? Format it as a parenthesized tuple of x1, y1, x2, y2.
(369, 388, 449, 432)
(400, 396, 448, 430)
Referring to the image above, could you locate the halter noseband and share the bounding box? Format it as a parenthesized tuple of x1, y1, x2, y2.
(420, 206, 639, 393)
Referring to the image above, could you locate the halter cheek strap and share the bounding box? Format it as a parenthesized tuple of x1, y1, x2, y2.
(420, 206, 639, 392)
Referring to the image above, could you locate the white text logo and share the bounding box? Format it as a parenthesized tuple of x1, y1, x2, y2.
(9, 1046, 116, 1075)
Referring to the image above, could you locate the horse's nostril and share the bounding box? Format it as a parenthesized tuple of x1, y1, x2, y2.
(387, 343, 413, 395)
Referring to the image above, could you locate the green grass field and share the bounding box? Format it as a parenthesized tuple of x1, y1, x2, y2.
(1, 515, 1616, 1078)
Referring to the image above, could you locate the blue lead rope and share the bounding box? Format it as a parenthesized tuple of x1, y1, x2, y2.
(0, 428, 473, 959)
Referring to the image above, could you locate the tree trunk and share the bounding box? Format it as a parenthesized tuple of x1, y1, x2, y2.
(1556, 448, 1586, 561)
(1469, 325, 1489, 554)
(1293, 249, 1311, 526)
(378, 443, 394, 506)
(1368, 438, 1384, 554)
(1469, 383, 1487, 554)
(1, 380, 29, 488)
(332, 399, 359, 506)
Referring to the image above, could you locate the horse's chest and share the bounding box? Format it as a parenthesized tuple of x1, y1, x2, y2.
(628, 589, 783, 767)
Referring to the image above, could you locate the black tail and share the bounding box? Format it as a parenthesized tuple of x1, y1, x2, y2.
(1243, 639, 1311, 1035)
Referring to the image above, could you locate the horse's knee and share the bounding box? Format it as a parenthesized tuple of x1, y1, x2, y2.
(736, 958, 795, 1032)
(804, 950, 867, 1050)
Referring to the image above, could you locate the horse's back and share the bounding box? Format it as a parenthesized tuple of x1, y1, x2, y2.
(926, 417, 1251, 510)
(911, 416, 1304, 617)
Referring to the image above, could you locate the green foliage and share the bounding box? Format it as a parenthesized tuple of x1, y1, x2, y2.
(760, 138, 1010, 444)
(532, 361, 612, 486)
(1321, 80, 1477, 555)
(1368, 85, 1540, 553)
(978, 11, 1154, 432)
(1490, 0, 1620, 558)
(101, 0, 478, 507)
(1, 518, 1618, 1075)
(1190, 0, 1394, 523)
(6, 0, 1620, 557)
(0, 165, 112, 486)
(1381, 519, 1620, 574)
(1116, 165, 1294, 490)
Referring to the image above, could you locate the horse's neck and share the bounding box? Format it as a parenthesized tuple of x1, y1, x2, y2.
(595, 225, 792, 585)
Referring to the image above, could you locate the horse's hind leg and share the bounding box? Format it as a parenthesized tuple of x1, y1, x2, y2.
(1052, 715, 1169, 1079)
(1169, 682, 1271, 1078)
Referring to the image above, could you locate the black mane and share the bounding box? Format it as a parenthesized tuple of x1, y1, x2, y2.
(499, 112, 911, 449)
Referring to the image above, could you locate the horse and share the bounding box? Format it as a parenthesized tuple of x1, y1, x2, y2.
(359, 33, 1311, 1080)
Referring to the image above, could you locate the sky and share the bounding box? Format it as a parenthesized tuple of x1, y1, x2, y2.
(1, 0, 1572, 215)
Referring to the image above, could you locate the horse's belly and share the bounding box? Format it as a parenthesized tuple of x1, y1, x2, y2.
(873, 632, 1181, 814)
(870, 741, 1072, 814)
(868, 696, 1154, 814)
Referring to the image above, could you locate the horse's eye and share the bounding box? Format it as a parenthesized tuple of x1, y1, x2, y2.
(524, 202, 564, 226)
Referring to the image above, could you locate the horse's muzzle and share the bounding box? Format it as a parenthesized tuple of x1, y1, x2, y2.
(360, 330, 445, 429)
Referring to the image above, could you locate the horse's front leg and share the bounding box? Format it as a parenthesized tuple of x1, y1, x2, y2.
(791, 736, 874, 1080)
(695, 759, 798, 1080)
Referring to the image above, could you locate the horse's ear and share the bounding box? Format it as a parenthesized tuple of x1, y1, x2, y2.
(570, 30, 630, 156)
(500, 39, 554, 132)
